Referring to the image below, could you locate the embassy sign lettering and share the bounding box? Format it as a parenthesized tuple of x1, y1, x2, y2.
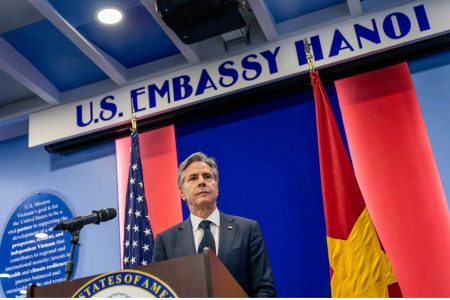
(29, 1, 450, 147)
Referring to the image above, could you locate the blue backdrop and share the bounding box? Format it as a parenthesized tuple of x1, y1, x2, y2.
(175, 84, 348, 297)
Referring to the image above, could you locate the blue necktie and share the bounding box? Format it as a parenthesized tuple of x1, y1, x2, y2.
(198, 220, 216, 254)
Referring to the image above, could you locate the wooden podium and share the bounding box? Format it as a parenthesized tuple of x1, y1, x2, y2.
(27, 250, 247, 297)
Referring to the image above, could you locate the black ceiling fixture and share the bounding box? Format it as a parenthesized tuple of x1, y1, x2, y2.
(156, 0, 248, 44)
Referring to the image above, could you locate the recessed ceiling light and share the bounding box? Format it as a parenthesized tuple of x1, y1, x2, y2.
(19, 290, 27, 295)
(0, 273, 10, 278)
(97, 8, 123, 25)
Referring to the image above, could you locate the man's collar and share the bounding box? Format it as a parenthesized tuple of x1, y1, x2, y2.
(190, 207, 220, 231)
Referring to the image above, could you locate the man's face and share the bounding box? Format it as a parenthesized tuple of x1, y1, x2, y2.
(180, 161, 219, 211)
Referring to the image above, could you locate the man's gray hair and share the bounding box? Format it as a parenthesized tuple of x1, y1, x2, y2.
(178, 152, 219, 189)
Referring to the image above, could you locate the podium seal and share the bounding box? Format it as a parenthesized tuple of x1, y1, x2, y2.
(72, 270, 178, 298)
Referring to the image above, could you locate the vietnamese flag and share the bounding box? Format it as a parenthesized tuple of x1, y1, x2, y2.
(310, 70, 400, 297)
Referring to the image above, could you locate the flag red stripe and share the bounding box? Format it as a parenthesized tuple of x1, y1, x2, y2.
(335, 63, 450, 297)
(116, 125, 182, 266)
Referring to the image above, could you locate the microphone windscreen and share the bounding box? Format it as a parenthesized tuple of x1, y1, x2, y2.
(99, 208, 117, 221)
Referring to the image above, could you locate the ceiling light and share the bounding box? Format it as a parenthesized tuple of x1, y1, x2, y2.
(97, 8, 123, 25)
(0, 273, 10, 278)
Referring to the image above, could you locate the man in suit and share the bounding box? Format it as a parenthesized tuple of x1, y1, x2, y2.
(152, 152, 276, 297)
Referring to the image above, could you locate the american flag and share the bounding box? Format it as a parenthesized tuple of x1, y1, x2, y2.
(123, 129, 154, 268)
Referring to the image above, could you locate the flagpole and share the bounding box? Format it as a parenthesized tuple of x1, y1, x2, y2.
(303, 37, 315, 72)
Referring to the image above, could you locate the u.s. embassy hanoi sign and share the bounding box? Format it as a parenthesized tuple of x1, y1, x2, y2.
(29, 0, 450, 147)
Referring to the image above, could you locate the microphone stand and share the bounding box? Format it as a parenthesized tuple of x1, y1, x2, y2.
(65, 228, 80, 281)
(54, 209, 112, 281)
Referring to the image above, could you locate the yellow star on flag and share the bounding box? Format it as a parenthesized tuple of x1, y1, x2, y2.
(327, 208, 397, 297)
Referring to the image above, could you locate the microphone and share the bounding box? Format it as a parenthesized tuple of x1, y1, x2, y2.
(53, 208, 117, 231)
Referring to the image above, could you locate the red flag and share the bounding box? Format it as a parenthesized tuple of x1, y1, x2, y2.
(310, 70, 400, 297)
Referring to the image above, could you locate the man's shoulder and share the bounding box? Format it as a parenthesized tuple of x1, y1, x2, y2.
(157, 219, 189, 237)
(221, 212, 258, 226)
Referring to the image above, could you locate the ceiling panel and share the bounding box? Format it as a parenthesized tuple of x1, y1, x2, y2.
(1, 20, 108, 91)
(48, 0, 141, 27)
(76, 6, 181, 68)
(264, 0, 346, 23)
(49, 0, 181, 68)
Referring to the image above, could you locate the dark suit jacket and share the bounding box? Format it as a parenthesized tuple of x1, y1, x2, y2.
(152, 212, 276, 297)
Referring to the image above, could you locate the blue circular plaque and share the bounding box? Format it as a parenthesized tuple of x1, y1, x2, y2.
(0, 191, 77, 297)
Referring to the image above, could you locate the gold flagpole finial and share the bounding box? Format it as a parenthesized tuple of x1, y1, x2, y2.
(130, 100, 137, 132)
(131, 114, 137, 132)
(304, 37, 315, 72)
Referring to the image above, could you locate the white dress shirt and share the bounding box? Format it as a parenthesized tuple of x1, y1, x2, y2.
(190, 207, 220, 254)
